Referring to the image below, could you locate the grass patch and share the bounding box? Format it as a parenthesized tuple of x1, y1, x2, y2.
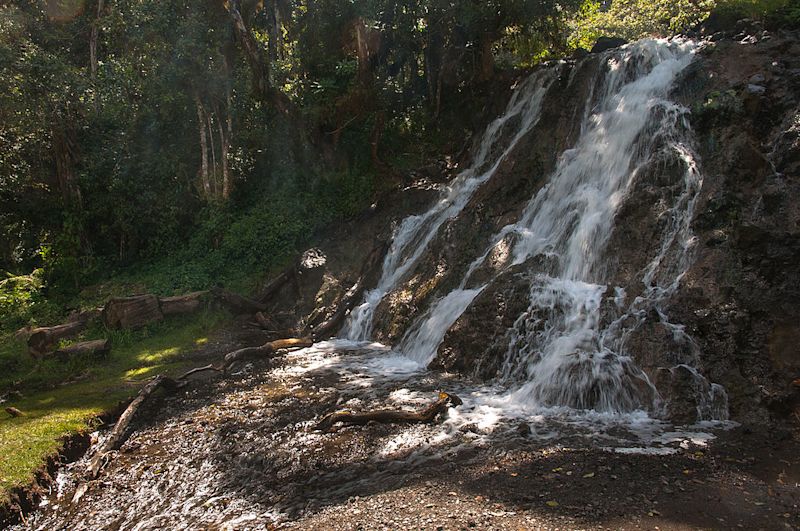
(0, 309, 227, 501)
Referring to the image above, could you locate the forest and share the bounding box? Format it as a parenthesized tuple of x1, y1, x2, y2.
(1, 0, 799, 528)
(3, 0, 793, 319)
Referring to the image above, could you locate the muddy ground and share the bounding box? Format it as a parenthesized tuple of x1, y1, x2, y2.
(11, 322, 799, 531)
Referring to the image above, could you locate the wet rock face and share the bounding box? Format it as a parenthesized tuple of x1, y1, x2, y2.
(432, 265, 534, 379)
(375, 32, 800, 424)
(668, 32, 800, 423)
(371, 57, 606, 346)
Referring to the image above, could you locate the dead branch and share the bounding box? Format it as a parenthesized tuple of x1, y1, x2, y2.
(211, 287, 268, 314)
(177, 364, 222, 380)
(85, 375, 177, 479)
(315, 392, 463, 433)
(257, 264, 299, 304)
(224, 337, 313, 368)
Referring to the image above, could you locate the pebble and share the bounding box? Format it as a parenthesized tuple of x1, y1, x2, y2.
(746, 84, 766, 95)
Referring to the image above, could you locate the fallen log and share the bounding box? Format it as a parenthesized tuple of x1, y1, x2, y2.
(53, 339, 111, 362)
(27, 320, 88, 357)
(315, 392, 463, 433)
(211, 287, 268, 314)
(224, 337, 313, 368)
(159, 291, 209, 316)
(256, 263, 299, 304)
(66, 308, 102, 324)
(103, 295, 163, 329)
(85, 375, 178, 480)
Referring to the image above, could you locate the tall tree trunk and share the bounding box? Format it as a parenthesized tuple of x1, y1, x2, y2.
(206, 110, 217, 198)
(424, 12, 444, 112)
(221, 55, 234, 200)
(195, 96, 210, 198)
(227, 0, 292, 114)
(52, 116, 81, 207)
(267, 0, 280, 65)
(477, 33, 495, 82)
(89, 0, 104, 110)
(227, 0, 271, 98)
(217, 107, 231, 200)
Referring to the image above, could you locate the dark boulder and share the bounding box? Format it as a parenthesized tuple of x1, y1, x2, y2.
(590, 37, 628, 54)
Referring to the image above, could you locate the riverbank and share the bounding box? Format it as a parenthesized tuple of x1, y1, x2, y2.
(0, 309, 229, 522)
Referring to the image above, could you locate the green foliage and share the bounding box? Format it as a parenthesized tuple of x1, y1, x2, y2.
(0, 309, 225, 497)
(715, 0, 800, 25)
(570, 0, 716, 45)
(0, 270, 59, 331)
(569, 0, 797, 46)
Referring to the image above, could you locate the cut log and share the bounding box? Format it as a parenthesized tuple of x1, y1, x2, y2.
(103, 295, 163, 329)
(224, 337, 313, 368)
(85, 375, 177, 479)
(211, 287, 268, 314)
(28, 321, 88, 357)
(53, 339, 111, 362)
(315, 392, 463, 432)
(159, 291, 209, 316)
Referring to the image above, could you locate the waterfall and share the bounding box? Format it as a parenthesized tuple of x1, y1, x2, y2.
(341, 67, 559, 340)
(341, 38, 725, 419)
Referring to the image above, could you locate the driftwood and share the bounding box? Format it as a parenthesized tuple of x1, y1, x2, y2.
(224, 337, 313, 368)
(53, 339, 111, 362)
(160, 291, 209, 316)
(315, 392, 463, 432)
(103, 295, 163, 329)
(211, 287, 268, 314)
(28, 321, 88, 357)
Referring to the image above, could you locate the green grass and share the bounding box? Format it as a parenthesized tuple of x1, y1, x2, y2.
(0, 309, 227, 501)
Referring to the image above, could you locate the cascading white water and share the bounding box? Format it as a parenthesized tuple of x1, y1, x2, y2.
(396, 39, 725, 417)
(341, 67, 559, 340)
